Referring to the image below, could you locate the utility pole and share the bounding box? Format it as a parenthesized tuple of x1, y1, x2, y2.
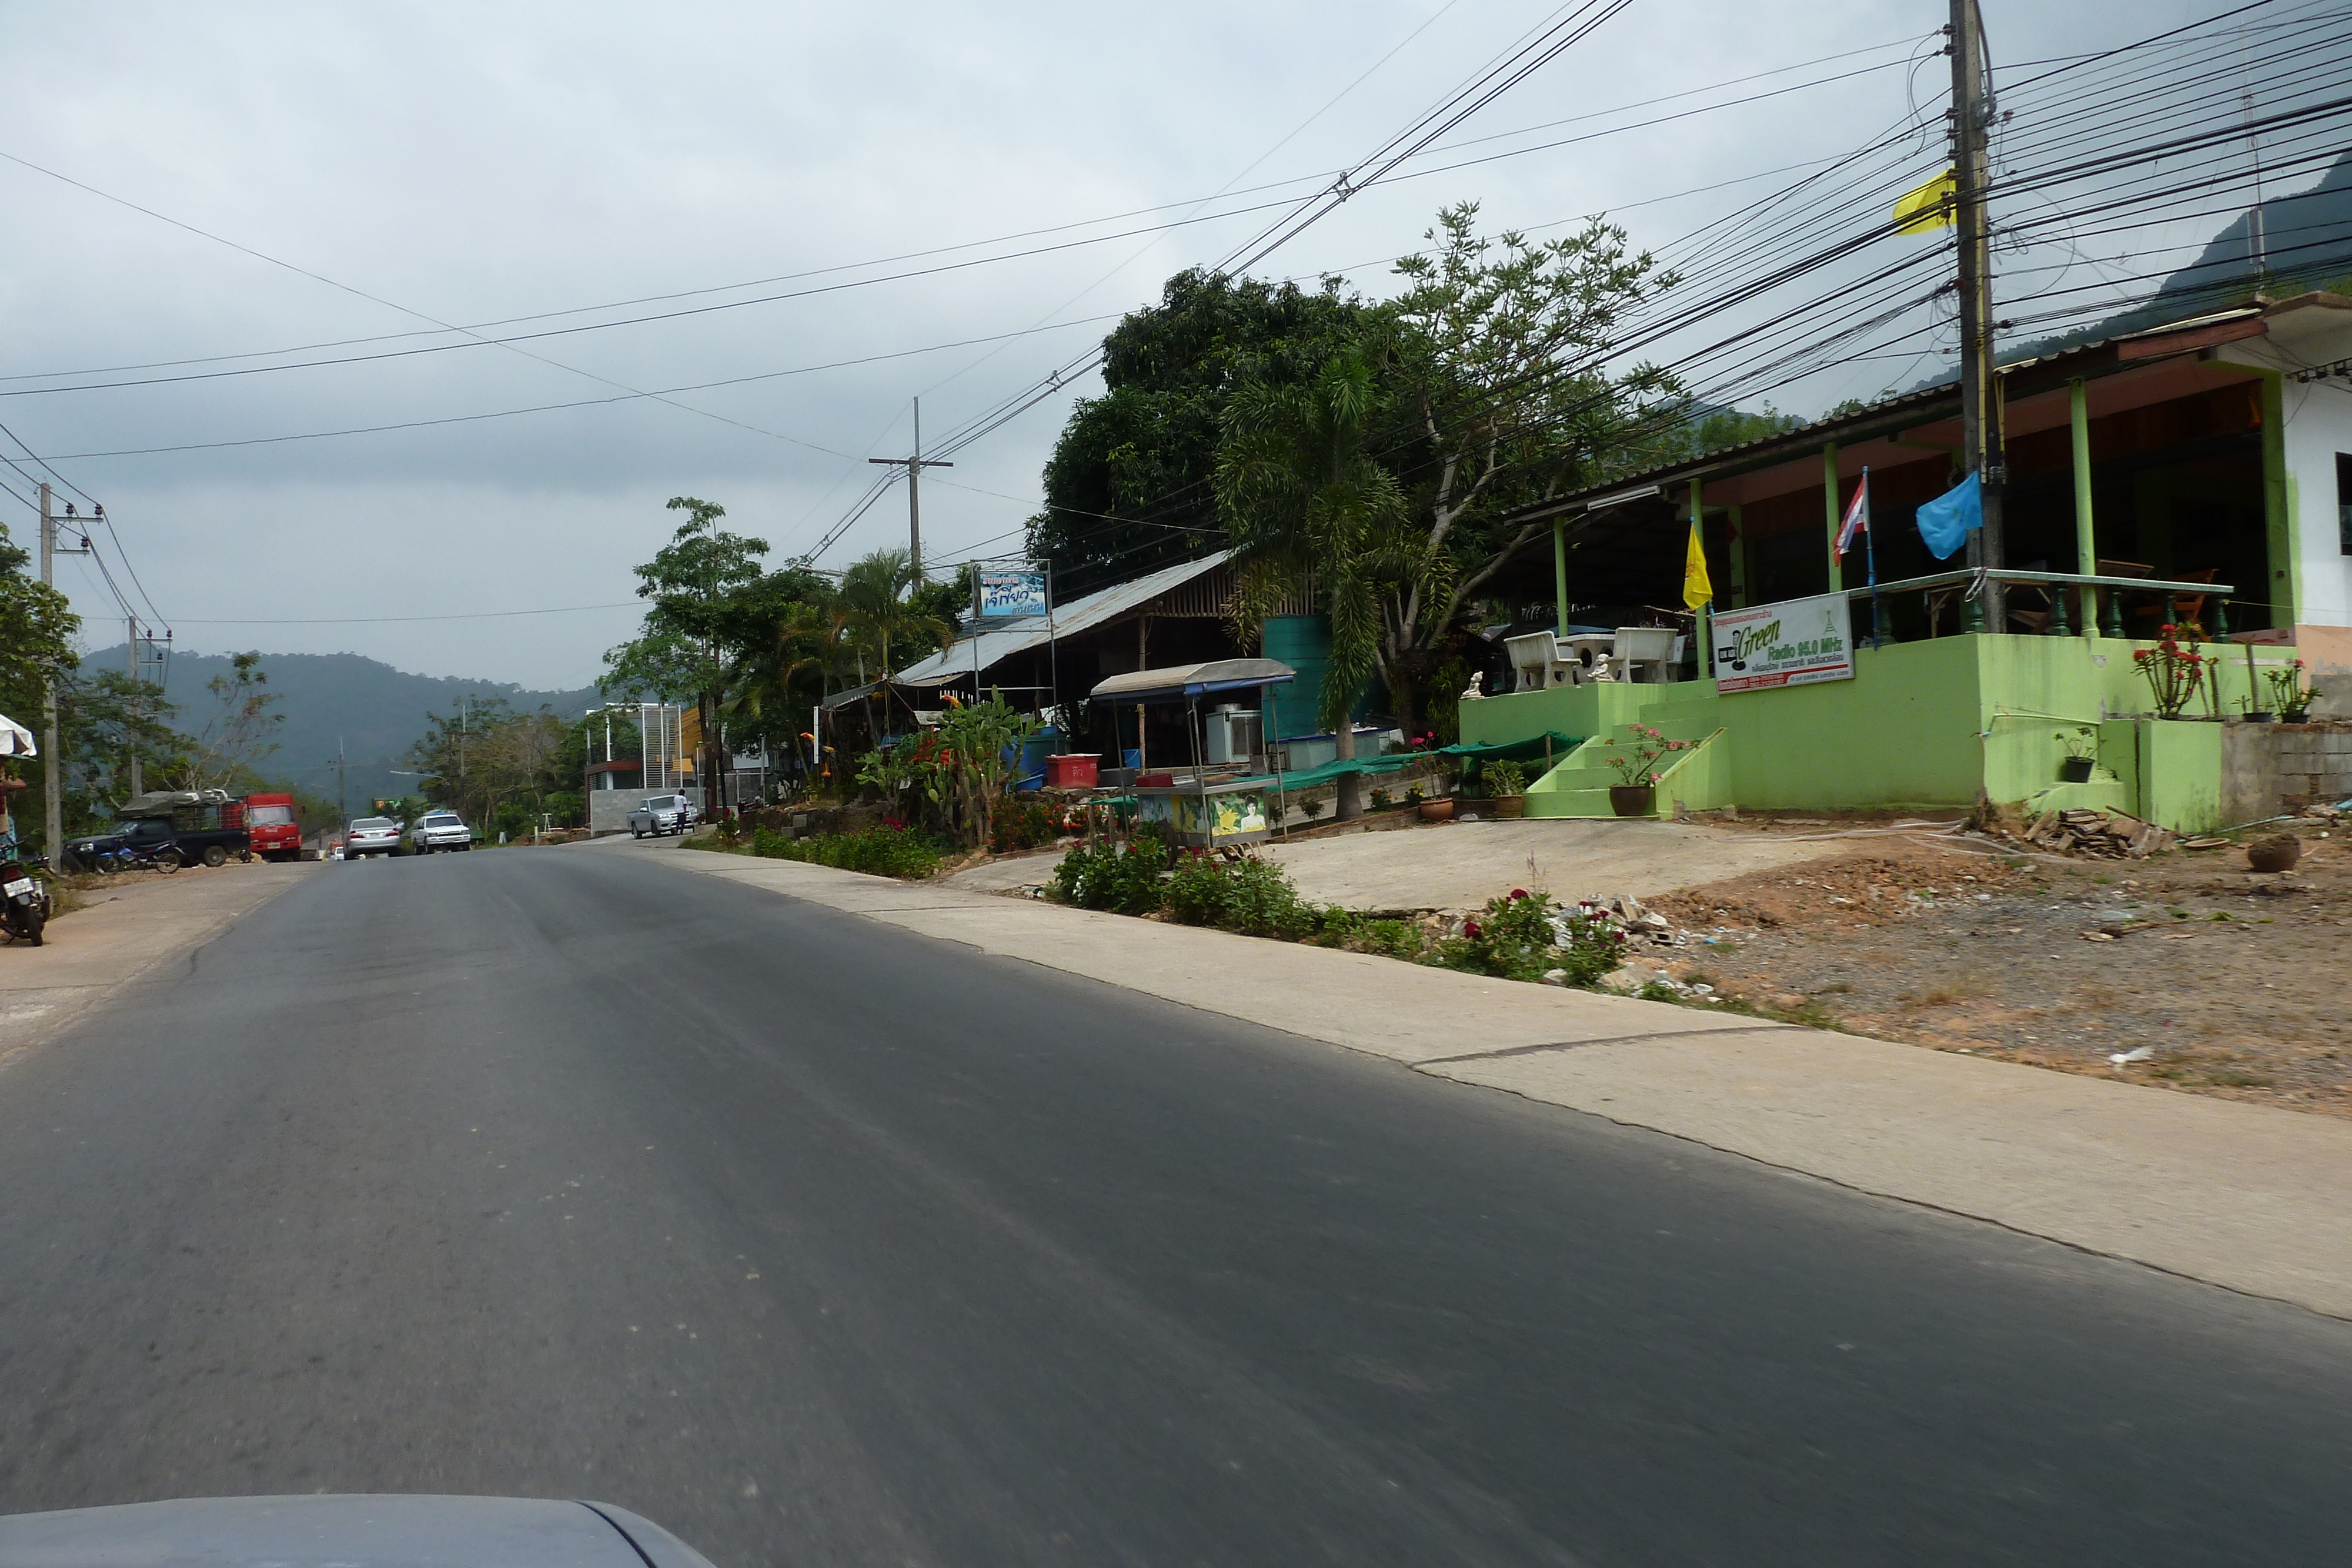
(125, 616, 145, 797)
(1951, 0, 2004, 628)
(334, 738, 347, 828)
(868, 397, 953, 580)
(37, 484, 91, 855)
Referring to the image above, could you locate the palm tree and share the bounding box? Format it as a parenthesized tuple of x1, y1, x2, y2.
(723, 597, 834, 788)
(838, 547, 951, 743)
(1217, 351, 1431, 820)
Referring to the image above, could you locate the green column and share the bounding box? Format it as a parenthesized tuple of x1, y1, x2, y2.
(2070, 377, 2097, 637)
(1553, 520, 1569, 637)
(1822, 442, 1841, 593)
(1726, 504, 1746, 607)
(2259, 367, 2298, 631)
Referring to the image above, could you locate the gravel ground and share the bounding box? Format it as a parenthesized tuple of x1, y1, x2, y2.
(1643, 819, 2352, 1117)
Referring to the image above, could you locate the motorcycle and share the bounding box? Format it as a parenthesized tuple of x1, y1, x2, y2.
(92, 840, 182, 875)
(1, 844, 53, 947)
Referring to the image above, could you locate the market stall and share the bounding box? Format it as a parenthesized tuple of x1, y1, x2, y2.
(1088, 658, 1296, 848)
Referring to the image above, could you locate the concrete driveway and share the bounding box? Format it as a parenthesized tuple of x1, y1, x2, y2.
(951, 816, 1849, 912)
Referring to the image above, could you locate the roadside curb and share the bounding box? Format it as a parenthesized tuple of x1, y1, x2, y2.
(614, 837, 2352, 1320)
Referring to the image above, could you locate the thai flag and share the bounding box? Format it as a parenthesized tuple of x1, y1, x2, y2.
(1834, 471, 1870, 561)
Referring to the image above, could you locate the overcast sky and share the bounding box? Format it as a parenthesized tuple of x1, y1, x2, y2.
(0, 0, 2237, 687)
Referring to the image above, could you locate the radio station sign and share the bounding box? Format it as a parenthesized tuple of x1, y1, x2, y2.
(977, 570, 1048, 619)
(1711, 591, 1855, 693)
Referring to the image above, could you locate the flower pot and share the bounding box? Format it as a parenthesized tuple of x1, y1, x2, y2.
(1608, 785, 1655, 818)
(1492, 794, 1527, 820)
(2058, 757, 2095, 784)
(2247, 834, 2302, 873)
(1417, 797, 1456, 823)
(2242, 710, 2276, 724)
(2277, 714, 2310, 724)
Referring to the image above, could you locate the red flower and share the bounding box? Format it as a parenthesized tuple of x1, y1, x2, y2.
(1509, 888, 1528, 900)
(1464, 920, 1482, 939)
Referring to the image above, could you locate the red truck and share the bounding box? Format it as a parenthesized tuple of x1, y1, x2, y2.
(244, 792, 303, 861)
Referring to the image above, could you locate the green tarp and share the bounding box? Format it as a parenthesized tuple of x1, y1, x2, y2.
(1436, 731, 1583, 763)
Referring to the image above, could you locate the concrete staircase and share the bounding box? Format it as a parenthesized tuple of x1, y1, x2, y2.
(1526, 723, 1729, 818)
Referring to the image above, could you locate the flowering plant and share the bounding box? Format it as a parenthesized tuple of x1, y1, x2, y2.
(2132, 623, 2207, 719)
(2266, 658, 2318, 721)
(1602, 723, 1690, 786)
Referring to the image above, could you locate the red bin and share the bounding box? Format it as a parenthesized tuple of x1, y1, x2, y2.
(1044, 753, 1100, 789)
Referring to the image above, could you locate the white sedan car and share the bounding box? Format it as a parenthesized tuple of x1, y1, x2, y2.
(626, 794, 699, 838)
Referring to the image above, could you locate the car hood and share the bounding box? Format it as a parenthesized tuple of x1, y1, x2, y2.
(0, 1494, 717, 1568)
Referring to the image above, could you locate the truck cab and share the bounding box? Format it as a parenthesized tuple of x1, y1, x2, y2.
(244, 793, 303, 862)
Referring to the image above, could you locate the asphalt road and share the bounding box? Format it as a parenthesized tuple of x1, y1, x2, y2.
(4, 842, 2350, 1567)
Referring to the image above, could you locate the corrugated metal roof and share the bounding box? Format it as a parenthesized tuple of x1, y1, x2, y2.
(1087, 657, 1295, 704)
(896, 549, 1234, 685)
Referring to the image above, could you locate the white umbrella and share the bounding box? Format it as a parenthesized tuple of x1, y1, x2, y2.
(0, 710, 35, 757)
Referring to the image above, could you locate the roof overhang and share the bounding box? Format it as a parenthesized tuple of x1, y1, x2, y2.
(1088, 658, 1296, 705)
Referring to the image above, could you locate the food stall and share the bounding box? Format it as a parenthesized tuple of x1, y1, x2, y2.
(1087, 658, 1296, 849)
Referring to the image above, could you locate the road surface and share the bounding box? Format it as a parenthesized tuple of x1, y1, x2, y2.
(2, 841, 2348, 1566)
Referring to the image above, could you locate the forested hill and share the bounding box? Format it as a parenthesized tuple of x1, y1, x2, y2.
(80, 645, 601, 815)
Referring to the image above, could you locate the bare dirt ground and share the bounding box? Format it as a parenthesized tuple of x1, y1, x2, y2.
(1644, 814, 2352, 1117)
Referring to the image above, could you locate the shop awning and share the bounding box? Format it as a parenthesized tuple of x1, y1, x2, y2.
(1088, 658, 1296, 706)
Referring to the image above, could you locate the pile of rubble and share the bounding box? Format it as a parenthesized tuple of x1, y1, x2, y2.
(1997, 807, 2176, 859)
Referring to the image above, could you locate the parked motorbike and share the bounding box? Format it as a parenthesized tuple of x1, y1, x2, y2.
(1, 845, 54, 947)
(92, 840, 182, 875)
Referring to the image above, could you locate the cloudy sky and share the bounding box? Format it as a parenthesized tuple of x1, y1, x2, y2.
(0, 0, 2256, 687)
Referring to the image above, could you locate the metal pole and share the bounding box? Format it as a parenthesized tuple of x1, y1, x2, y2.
(1821, 442, 1841, 589)
(39, 485, 62, 857)
(1952, 0, 2005, 630)
(2069, 376, 2098, 637)
(1863, 468, 1884, 650)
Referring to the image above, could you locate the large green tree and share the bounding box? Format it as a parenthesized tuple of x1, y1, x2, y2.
(1028, 269, 1367, 594)
(603, 496, 769, 801)
(1362, 205, 1681, 720)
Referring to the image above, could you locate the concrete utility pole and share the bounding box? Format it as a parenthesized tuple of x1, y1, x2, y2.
(36, 485, 91, 855)
(868, 397, 953, 580)
(1951, 0, 2005, 628)
(125, 616, 145, 797)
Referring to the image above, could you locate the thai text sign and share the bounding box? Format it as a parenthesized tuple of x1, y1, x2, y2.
(978, 570, 1048, 618)
(1711, 591, 1855, 693)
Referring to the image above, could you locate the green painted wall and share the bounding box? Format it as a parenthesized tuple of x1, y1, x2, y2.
(1456, 630, 2288, 830)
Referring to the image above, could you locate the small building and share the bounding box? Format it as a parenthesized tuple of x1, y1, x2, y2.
(1454, 293, 2352, 831)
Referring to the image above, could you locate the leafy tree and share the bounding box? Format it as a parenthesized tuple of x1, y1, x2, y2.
(58, 667, 187, 808)
(603, 496, 769, 803)
(1217, 351, 1422, 821)
(1365, 204, 1681, 722)
(1028, 269, 1367, 594)
(0, 521, 79, 848)
(409, 697, 570, 834)
(168, 651, 284, 793)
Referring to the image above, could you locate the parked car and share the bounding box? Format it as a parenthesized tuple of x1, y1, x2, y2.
(406, 810, 473, 854)
(344, 817, 402, 858)
(627, 794, 699, 838)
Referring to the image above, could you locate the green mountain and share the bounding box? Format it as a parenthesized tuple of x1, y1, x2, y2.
(79, 646, 602, 817)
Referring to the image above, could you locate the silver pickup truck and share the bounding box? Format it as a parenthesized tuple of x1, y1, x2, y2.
(626, 793, 699, 838)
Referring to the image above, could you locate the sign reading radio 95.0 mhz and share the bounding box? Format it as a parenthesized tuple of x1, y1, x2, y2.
(978, 571, 1048, 619)
(1710, 591, 1854, 693)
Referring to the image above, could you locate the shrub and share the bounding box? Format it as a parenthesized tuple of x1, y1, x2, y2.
(1165, 851, 1235, 926)
(750, 824, 945, 879)
(1426, 888, 1622, 984)
(1048, 828, 1170, 914)
(1158, 849, 1319, 938)
(990, 798, 1064, 854)
(1484, 759, 1529, 797)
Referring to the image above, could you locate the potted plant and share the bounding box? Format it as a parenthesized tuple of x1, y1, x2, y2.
(2269, 660, 2318, 723)
(1601, 724, 1689, 816)
(2057, 727, 2097, 784)
(1484, 759, 1529, 819)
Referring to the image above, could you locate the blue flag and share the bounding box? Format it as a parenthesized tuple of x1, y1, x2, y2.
(1916, 472, 1981, 561)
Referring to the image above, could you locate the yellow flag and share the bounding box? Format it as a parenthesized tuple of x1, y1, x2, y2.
(1893, 167, 1957, 235)
(1682, 518, 1712, 611)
